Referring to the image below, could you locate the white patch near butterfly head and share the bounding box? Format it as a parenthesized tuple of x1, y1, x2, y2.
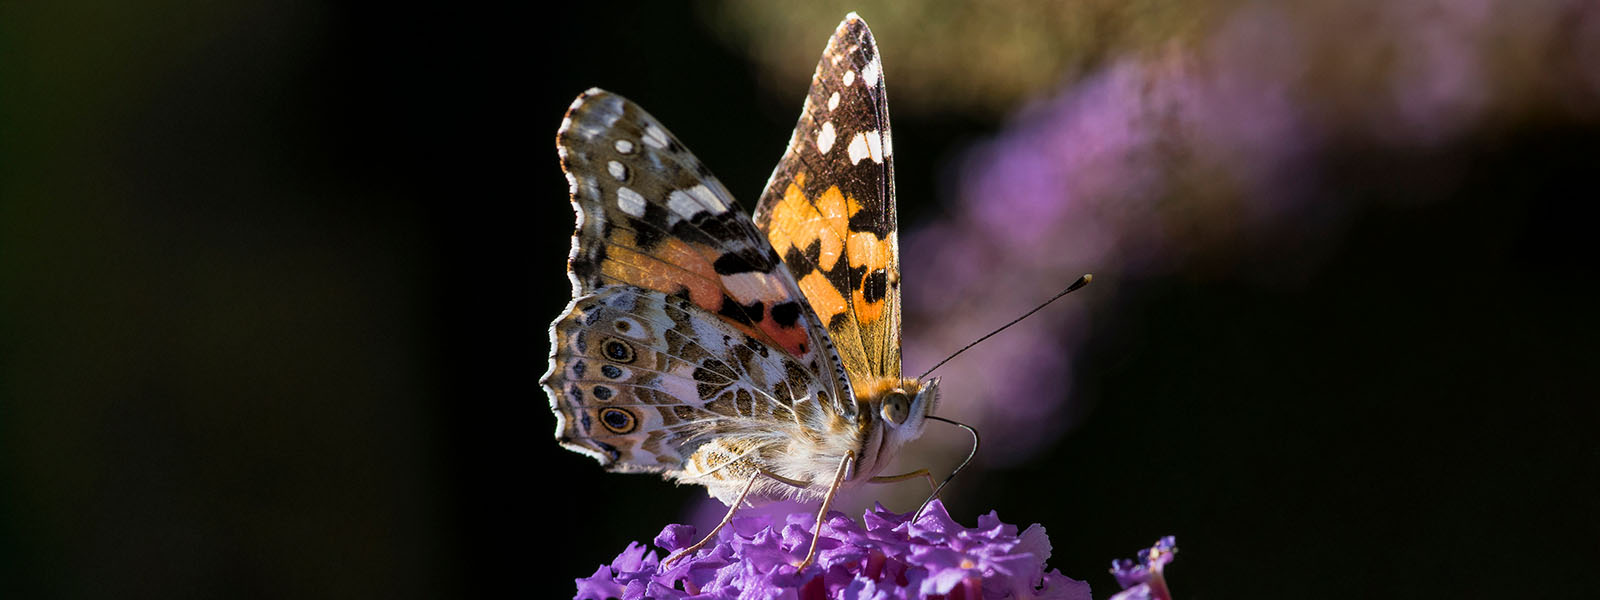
(617, 186, 647, 217)
(817, 121, 836, 154)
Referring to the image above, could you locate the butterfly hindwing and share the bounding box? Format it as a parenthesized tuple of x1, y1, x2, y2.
(754, 15, 902, 384)
(546, 286, 839, 489)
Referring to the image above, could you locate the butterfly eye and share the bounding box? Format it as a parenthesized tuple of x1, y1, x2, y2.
(599, 407, 637, 434)
(880, 391, 911, 425)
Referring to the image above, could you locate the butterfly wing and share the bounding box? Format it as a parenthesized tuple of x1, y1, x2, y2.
(546, 90, 858, 482)
(547, 287, 845, 499)
(754, 14, 902, 384)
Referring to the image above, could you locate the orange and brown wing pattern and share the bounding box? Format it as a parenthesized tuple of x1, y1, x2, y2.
(754, 14, 901, 384)
(554, 89, 856, 416)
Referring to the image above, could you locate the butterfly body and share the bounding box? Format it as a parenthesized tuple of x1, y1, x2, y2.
(545, 14, 933, 512)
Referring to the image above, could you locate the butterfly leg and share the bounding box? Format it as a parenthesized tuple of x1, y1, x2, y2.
(795, 451, 854, 571)
(661, 470, 764, 568)
(867, 469, 937, 492)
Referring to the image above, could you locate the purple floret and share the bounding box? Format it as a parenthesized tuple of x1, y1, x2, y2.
(1107, 537, 1177, 600)
(574, 500, 1091, 600)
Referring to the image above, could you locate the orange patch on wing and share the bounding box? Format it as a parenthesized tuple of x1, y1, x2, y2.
(757, 319, 809, 357)
(846, 230, 893, 323)
(766, 175, 860, 274)
(603, 237, 811, 358)
(846, 231, 891, 271)
(851, 289, 884, 323)
(798, 270, 848, 323)
(602, 238, 721, 309)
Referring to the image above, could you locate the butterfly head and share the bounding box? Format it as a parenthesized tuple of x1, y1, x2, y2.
(873, 377, 940, 445)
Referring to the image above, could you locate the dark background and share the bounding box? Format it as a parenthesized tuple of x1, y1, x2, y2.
(3, 2, 1595, 598)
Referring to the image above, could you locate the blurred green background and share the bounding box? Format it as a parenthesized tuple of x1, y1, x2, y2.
(3, 1, 1596, 598)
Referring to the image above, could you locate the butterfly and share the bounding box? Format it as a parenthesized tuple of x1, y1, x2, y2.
(544, 13, 939, 570)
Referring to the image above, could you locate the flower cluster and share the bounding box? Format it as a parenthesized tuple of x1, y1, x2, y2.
(574, 500, 1091, 600)
(1107, 537, 1178, 600)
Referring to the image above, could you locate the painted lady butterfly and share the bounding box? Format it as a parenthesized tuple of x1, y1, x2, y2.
(545, 14, 936, 569)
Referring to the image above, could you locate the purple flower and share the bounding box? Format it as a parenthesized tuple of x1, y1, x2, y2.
(573, 500, 1091, 600)
(1107, 537, 1178, 600)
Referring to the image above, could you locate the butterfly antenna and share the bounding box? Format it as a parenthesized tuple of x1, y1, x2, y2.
(914, 415, 980, 521)
(917, 274, 1093, 380)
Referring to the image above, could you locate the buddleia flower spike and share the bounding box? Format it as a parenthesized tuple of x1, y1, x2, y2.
(574, 501, 1092, 600)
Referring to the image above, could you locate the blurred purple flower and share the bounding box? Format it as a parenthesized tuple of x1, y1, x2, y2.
(573, 500, 1091, 600)
(1107, 537, 1178, 600)
(899, 0, 1595, 474)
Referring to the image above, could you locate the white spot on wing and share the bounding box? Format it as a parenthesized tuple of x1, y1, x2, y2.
(607, 161, 627, 181)
(721, 272, 782, 304)
(617, 186, 646, 217)
(642, 123, 669, 149)
(614, 139, 634, 154)
(843, 70, 855, 87)
(686, 184, 728, 212)
(658, 375, 699, 409)
(865, 129, 883, 164)
(863, 57, 880, 87)
(612, 317, 649, 340)
(667, 189, 703, 220)
(817, 121, 836, 154)
(883, 130, 893, 157)
(827, 92, 840, 111)
(847, 132, 870, 165)
(690, 317, 731, 359)
(573, 94, 624, 140)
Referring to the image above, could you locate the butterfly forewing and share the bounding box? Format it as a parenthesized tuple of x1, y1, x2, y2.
(754, 15, 902, 384)
(546, 88, 864, 486)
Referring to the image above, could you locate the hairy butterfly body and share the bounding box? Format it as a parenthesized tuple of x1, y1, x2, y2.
(545, 13, 936, 569)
